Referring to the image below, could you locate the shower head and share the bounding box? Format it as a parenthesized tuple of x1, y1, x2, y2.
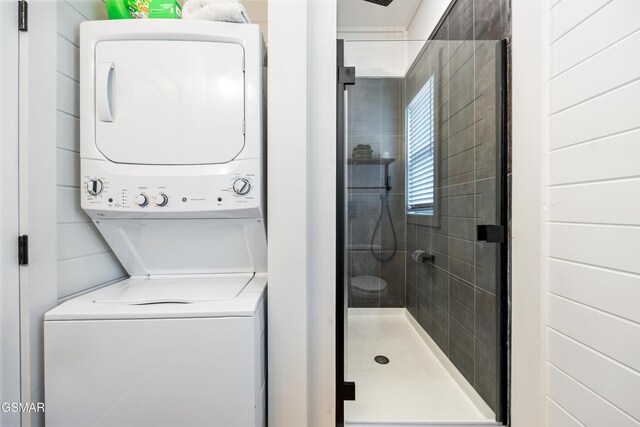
(363, 0, 394, 6)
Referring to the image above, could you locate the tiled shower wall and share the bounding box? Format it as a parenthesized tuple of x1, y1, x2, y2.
(346, 78, 406, 308)
(404, 0, 511, 413)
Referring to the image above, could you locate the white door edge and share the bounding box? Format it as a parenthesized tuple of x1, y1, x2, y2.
(18, 16, 31, 427)
(1, 2, 23, 426)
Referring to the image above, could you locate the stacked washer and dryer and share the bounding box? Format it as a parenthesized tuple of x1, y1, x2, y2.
(44, 21, 267, 427)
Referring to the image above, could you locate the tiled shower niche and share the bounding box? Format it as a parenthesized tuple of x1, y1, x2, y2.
(346, 77, 406, 309)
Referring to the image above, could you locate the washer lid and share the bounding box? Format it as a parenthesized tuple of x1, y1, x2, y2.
(350, 275, 388, 293)
(94, 274, 252, 305)
(44, 274, 267, 321)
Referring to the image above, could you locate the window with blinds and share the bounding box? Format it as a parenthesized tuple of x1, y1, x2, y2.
(406, 75, 435, 214)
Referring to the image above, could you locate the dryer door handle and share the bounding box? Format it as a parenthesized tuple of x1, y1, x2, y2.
(97, 62, 115, 122)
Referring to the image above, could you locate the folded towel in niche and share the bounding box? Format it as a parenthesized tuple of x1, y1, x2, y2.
(352, 149, 374, 159)
(352, 144, 374, 158)
(182, 0, 249, 22)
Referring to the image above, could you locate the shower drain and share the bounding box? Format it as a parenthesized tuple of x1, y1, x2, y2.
(374, 355, 390, 365)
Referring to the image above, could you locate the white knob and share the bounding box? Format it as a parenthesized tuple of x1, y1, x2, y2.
(136, 194, 148, 207)
(155, 194, 168, 207)
(233, 178, 251, 195)
(87, 179, 103, 196)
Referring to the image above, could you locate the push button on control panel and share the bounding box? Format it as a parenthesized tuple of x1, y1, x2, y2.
(87, 179, 103, 196)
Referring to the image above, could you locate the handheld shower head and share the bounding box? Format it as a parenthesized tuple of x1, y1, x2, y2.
(363, 0, 394, 6)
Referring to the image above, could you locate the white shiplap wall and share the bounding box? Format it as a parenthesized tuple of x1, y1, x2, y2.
(545, 0, 640, 425)
(56, 0, 126, 302)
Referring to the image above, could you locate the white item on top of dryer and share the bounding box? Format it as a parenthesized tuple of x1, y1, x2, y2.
(44, 20, 267, 427)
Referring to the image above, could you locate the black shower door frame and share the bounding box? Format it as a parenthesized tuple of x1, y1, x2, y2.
(335, 39, 353, 427)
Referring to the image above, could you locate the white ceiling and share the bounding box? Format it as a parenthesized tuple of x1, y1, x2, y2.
(337, 0, 422, 29)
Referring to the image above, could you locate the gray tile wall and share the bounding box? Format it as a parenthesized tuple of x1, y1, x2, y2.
(346, 78, 406, 308)
(403, 0, 510, 413)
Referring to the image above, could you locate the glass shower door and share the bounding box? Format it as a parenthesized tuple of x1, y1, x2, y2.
(338, 37, 507, 425)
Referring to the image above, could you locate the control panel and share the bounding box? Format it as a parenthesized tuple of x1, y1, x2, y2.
(81, 158, 262, 217)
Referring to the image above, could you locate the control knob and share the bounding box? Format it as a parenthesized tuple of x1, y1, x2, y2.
(155, 194, 168, 207)
(136, 194, 149, 207)
(233, 178, 251, 196)
(87, 179, 103, 196)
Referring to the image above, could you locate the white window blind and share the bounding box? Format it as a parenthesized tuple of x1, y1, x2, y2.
(406, 75, 435, 213)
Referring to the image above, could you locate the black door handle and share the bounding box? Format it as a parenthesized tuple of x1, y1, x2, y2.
(477, 225, 505, 243)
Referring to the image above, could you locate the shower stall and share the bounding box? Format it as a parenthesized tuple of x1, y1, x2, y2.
(337, 37, 508, 425)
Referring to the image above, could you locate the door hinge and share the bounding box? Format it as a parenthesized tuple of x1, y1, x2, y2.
(18, 235, 29, 265)
(338, 66, 355, 85)
(477, 225, 505, 243)
(343, 381, 356, 401)
(18, 0, 28, 32)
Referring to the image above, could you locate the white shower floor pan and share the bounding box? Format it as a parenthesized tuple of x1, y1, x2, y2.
(345, 309, 500, 427)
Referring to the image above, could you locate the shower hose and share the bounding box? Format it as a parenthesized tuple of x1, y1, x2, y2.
(370, 191, 397, 262)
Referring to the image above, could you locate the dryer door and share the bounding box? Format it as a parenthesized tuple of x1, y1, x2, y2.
(94, 40, 245, 165)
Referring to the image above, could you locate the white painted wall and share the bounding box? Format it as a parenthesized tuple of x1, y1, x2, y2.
(55, 0, 126, 303)
(337, 28, 406, 77)
(511, 0, 546, 425)
(405, 0, 450, 67)
(241, 0, 267, 42)
(513, 0, 640, 425)
(268, 1, 311, 423)
(0, 3, 22, 426)
(307, 0, 337, 422)
(268, 0, 336, 425)
(337, 0, 449, 78)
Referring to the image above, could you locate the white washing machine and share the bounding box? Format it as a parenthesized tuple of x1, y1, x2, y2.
(44, 21, 267, 427)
